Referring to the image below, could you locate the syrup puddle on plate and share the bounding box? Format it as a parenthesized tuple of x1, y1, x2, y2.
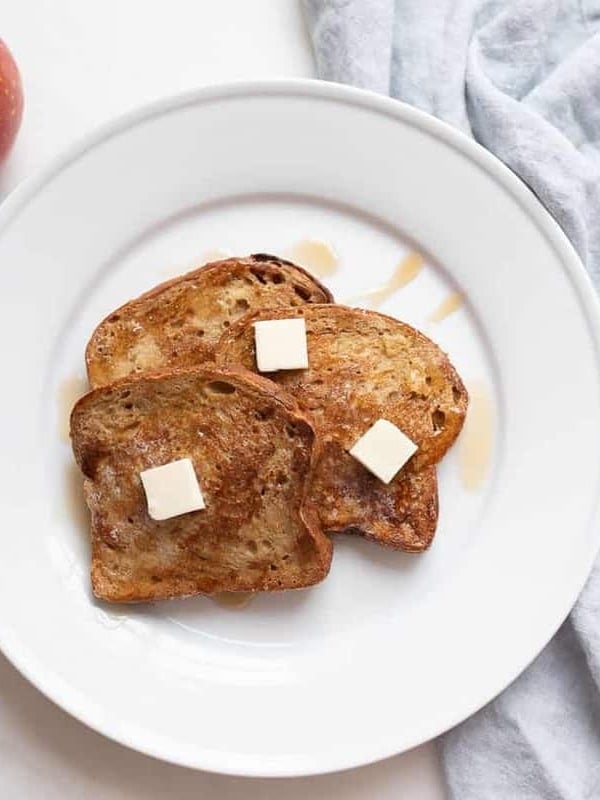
(458, 381, 494, 491)
(345, 251, 424, 306)
(428, 291, 464, 323)
(60, 461, 90, 531)
(94, 607, 128, 630)
(200, 248, 231, 264)
(212, 591, 254, 610)
(58, 375, 89, 442)
(161, 249, 231, 278)
(287, 239, 339, 277)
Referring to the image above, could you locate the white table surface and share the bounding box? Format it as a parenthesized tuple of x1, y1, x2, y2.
(0, 2, 446, 797)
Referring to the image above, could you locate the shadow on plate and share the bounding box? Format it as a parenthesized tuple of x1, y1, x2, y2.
(332, 532, 428, 577)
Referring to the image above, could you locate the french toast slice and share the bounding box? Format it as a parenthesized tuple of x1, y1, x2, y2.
(216, 305, 467, 550)
(70, 367, 332, 602)
(86, 254, 333, 388)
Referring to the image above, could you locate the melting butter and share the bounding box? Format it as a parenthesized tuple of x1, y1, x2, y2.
(58, 375, 89, 442)
(458, 382, 494, 491)
(428, 292, 463, 323)
(288, 240, 338, 277)
(213, 591, 254, 609)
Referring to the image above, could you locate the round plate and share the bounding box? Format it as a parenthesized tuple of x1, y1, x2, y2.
(0, 80, 599, 777)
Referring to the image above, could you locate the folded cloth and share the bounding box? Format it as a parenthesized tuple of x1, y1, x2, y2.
(303, 1, 600, 797)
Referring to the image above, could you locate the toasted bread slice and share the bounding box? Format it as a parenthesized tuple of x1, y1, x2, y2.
(216, 305, 467, 550)
(70, 367, 332, 601)
(86, 254, 333, 388)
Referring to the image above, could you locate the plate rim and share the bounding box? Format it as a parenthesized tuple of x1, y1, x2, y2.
(2, 78, 600, 776)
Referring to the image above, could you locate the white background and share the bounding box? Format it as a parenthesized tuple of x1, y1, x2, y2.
(1, 2, 445, 797)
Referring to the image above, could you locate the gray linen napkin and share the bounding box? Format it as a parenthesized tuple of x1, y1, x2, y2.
(303, 1, 600, 797)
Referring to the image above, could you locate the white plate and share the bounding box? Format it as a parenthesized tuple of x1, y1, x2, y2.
(1, 80, 599, 777)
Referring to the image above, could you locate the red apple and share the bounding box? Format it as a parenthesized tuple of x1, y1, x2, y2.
(0, 39, 23, 164)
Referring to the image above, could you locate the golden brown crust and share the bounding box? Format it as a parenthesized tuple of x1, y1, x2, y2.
(71, 366, 332, 602)
(85, 254, 333, 388)
(216, 304, 468, 551)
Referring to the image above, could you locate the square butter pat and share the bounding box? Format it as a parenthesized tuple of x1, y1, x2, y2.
(253, 317, 309, 372)
(349, 419, 418, 484)
(140, 458, 205, 521)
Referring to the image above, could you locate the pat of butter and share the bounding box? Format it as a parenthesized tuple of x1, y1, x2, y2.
(253, 318, 309, 372)
(140, 458, 205, 521)
(349, 419, 417, 484)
